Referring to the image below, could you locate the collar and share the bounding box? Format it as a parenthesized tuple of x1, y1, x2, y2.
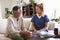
(36, 14, 44, 19)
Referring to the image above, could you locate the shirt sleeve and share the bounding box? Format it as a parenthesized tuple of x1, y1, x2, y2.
(6, 18, 11, 36)
(31, 15, 35, 23)
(44, 15, 49, 22)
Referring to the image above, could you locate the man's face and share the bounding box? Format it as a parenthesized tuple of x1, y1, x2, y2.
(13, 9, 21, 18)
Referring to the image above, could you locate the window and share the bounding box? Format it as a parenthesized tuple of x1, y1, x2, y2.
(22, 3, 36, 18)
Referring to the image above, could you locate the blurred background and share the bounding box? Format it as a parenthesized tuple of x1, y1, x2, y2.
(0, 0, 60, 20)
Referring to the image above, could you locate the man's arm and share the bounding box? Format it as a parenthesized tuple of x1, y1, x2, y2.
(5, 18, 12, 36)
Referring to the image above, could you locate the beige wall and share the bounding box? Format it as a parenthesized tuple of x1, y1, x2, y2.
(0, 2, 2, 19)
(22, 0, 42, 4)
(0, 0, 17, 18)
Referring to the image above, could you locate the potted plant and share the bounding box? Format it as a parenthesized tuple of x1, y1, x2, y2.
(51, 18, 60, 22)
(51, 18, 60, 25)
(5, 10, 13, 18)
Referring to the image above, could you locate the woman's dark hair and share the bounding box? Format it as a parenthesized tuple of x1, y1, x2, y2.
(12, 6, 20, 13)
(36, 3, 43, 11)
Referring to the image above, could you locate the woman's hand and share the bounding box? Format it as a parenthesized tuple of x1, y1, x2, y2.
(34, 30, 40, 34)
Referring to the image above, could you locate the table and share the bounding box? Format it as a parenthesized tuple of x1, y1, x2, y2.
(27, 37, 60, 40)
(26, 35, 60, 40)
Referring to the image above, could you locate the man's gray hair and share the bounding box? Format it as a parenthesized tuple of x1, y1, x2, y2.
(12, 6, 20, 13)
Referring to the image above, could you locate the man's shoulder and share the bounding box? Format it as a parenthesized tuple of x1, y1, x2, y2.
(7, 15, 13, 21)
(19, 17, 23, 20)
(19, 17, 23, 22)
(8, 15, 13, 19)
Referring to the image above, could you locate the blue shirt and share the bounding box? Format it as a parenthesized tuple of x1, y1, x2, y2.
(31, 14, 49, 32)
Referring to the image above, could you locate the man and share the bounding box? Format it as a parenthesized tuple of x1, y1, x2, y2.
(6, 6, 30, 40)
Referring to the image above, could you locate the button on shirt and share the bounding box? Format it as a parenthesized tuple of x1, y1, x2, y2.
(11, 17, 21, 32)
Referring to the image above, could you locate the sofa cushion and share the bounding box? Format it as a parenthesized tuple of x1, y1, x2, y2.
(0, 19, 7, 34)
(48, 22, 58, 30)
(23, 18, 31, 30)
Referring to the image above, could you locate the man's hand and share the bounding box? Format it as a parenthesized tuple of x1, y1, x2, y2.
(20, 31, 31, 37)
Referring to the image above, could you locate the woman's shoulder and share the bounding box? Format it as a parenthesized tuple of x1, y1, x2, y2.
(32, 14, 37, 18)
(44, 15, 48, 17)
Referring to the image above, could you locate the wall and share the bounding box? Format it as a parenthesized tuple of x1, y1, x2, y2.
(22, 0, 42, 4)
(43, 0, 60, 19)
(0, 0, 17, 18)
(0, 1, 2, 19)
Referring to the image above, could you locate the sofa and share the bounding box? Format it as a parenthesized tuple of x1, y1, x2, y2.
(0, 18, 58, 39)
(0, 19, 11, 40)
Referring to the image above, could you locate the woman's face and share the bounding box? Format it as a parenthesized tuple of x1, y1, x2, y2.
(13, 9, 21, 18)
(35, 6, 42, 15)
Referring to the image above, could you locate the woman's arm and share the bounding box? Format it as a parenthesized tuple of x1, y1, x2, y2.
(32, 22, 38, 34)
(39, 15, 49, 32)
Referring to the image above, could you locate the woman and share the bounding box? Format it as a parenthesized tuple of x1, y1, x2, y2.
(31, 4, 49, 37)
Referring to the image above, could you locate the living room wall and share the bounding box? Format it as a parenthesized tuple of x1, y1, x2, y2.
(0, 0, 17, 18)
(0, 2, 2, 19)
